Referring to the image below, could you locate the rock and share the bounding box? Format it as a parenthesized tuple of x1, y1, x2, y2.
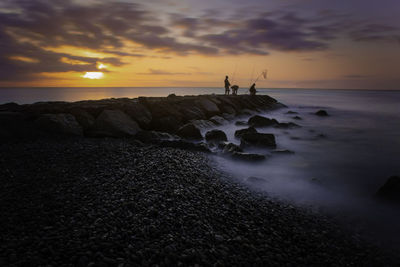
(177, 123, 203, 140)
(195, 98, 220, 117)
(122, 102, 152, 128)
(151, 116, 183, 133)
(234, 126, 257, 138)
(222, 143, 243, 154)
(248, 115, 278, 127)
(190, 119, 216, 129)
(315, 110, 329, 116)
(286, 111, 298, 114)
(240, 109, 254, 116)
(209, 115, 227, 125)
(135, 130, 178, 143)
(235, 121, 247, 126)
(70, 108, 95, 130)
(274, 122, 300, 129)
(91, 109, 141, 137)
(376, 176, 400, 203)
(231, 152, 266, 161)
(219, 104, 236, 115)
(293, 116, 302, 120)
(221, 113, 235, 121)
(35, 113, 83, 136)
(159, 140, 210, 152)
(240, 132, 276, 148)
(271, 149, 295, 154)
(168, 93, 177, 98)
(205, 130, 227, 143)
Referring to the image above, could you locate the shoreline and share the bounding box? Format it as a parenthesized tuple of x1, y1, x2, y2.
(0, 138, 398, 266)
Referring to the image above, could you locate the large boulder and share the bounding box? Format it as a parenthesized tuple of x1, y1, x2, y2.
(150, 116, 183, 133)
(122, 102, 152, 129)
(91, 109, 141, 137)
(248, 115, 278, 127)
(35, 113, 83, 136)
(234, 126, 257, 138)
(315, 110, 329, 116)
(222, 143, 243, 154)
(177, 123, 203, 140)
(376, 176, 400, 203)
(69, 108, 95, 130)
(196, 98, 220, 117)
(209, 115, 228, 125)
(205, 129, 228, 143)
(240, 132, 276, 148)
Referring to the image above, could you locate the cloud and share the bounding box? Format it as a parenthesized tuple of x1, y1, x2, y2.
(350, 23, 400, 43)
(138, 68, 192, 75)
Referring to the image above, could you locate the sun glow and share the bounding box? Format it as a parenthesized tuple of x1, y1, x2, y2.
(97, 63, 107, 69)
(83, 72, 104, 79)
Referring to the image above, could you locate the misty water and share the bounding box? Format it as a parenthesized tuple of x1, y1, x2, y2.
(1, 87, 400, 245)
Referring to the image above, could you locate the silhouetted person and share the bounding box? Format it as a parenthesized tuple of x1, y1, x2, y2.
(224, 76, 231, 95)
(231, 85, 239, 95)
(249, 83, 256, 95)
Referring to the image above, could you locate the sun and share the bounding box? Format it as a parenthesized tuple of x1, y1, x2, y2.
(83, 72, 104, 79)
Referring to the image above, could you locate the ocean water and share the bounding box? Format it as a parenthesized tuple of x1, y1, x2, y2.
(1, 87, 400, 244)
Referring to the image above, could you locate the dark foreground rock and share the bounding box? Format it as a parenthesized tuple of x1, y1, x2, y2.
(248, 115, 278, 127)
(315, 110, 329, 116)
(376, 176, 400, 203)
(205, 129, 227, 143)
(0, 139, 398, 266)
(177, 123, 203, 140)
(240, 132, 277, 148)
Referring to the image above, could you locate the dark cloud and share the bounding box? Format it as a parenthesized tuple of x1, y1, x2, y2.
(350, 23, 400, 43)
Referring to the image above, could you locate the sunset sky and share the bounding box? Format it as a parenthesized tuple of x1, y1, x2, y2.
(0, 0, 399, 89)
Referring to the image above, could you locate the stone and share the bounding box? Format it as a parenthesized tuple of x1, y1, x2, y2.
(70, 108, 95, 130)
(35, 113, 83, 136)
(121, 102, 152, 129)
(209, 115, 228, 125)
(205, 130, 227, 143)
(271, 149, 295, 154)
(286, 110, 298, 114)
(222, 143, 243, 154)
(315, 110, 329, 116)
(176, 123, 203, 140)
(234, 126, 257, 138)
(240, 132, 276, 148)
(195, 98, 220, 117)
(248, 115, 278, 127)
(376, 176, 400, 203)
(235, 121, 247, 126)
(190, 119, 216, 129)
(151, 116, 183, 133)
(293, 116, 302, 120)
(91, 109, 141, 137)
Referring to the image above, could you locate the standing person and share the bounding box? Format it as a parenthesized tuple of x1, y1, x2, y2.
(249, 83, 256, 95)
(224, 76, 231, 95)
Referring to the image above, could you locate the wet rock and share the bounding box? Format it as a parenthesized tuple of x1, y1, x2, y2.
(190, 119, 216, 129)
(205, 130, 227, 143)
(286, 111, 298, 114)
(271, 149, 295, 154)
(293, 116, 302, 120)
(209, 115, 228, 125)
(221, 113, 235, 121)
(222, 143, 243, 154)
(177, 123, 203, 140)
(231, 152, 266, 161)
(248, 115, 278, 127)
(240, 109, 254, 116)
(35, 113, 83, 136)
(240, 132, 276, 148)
(376, 176, 400, 203)
(90, 109, 141, 137)
(234, 126, 257, 138)
(315, 110, 329, 116)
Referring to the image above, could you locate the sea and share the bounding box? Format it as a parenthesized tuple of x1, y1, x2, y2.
(1, 87, 400, 246)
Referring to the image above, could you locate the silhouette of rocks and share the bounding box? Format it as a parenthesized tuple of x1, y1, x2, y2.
(240, 132, 276, 148)
(221, 143, 243, 154)
(275, 122, 301, 129)
(286, 111, 298, 114)
(196, 98, 220, 117)
(315, 110, 329, 116)
(121, 102, 152, 129)
(90, 109, 141, 137)
(272, 149, 295, 154)
(205, 129, 228, 143)
(376, 176, 400, 203)
(293, 116, 302, 120)
(69, 108, 95, 130)
(177, 123, 203, 140)
(248, 115, 278, 127)
(35, 113, 83, 136)
(235, 126, 257, 138)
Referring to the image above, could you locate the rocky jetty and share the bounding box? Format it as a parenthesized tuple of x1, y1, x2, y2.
(0, 95, 281, 139)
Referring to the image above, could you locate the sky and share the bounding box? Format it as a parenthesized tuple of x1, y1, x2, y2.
(0, 0, 399, 89)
